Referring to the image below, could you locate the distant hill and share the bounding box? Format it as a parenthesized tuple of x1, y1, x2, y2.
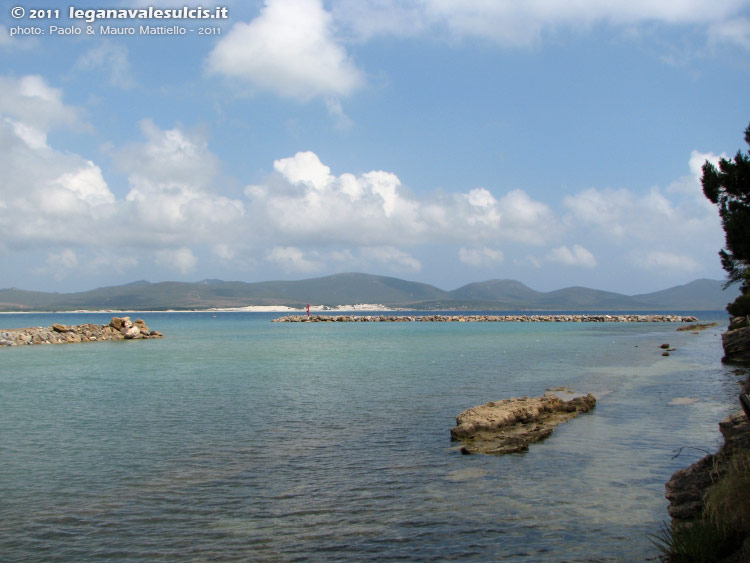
(533, 286, 641, 309)
(0, 273, 740, 312)
(244, 273, 447, 305)
(449, 279, 543, 303)
(446, 278, 740, 311)
(631, 278, 740, 310)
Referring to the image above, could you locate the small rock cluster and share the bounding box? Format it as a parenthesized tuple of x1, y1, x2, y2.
(660, 343, 677, 356)
(450, 392, 597, 455)
(273, 314, 699, 323)
(0, 317, 162, 347)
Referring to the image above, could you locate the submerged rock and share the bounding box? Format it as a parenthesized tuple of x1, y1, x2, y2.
(676, 322, 719, 332)
(450, 392, 597, 455)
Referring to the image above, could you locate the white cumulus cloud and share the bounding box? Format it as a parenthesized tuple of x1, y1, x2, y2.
(0, 76, 115, 247)
(250, 151, 554, 250)
(633, 250, 701, 273)
(207, 0, 364, 100)
(547, 245, 597, 268)
(273, 150, 334, 191)
(560, 151, 725, 278)
(41, 248, 81, 281)
(0, 81, 248, 277)
(459, 247, 504, 266)
(118, 119, 221, 187)
(361, 246, 421, 272)
(266, 246, 325, 273)
(75, 43, 135, 89)
(0, 71, 729, 286)
(47, 248, 79, 270)
(118, 120, 245, 246)
(0, 75, 82, 134)
(155, 247, 198, 274)
(54, 163, 115, 207)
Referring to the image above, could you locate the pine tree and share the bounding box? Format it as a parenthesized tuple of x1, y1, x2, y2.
(702, 123, 750, 315)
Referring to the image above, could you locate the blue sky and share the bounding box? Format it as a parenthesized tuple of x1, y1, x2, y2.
(1, 0, 749, 294)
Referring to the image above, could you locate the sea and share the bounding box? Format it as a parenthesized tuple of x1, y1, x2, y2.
(0, 310, 743, 562)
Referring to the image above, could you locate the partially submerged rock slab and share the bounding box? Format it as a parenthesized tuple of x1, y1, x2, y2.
(676, 321, 719, 332)
(0, 317, 163, 347)
(450, 392, 596, 455)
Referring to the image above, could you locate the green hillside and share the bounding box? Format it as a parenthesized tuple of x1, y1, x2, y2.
(0, 273, 739, 312)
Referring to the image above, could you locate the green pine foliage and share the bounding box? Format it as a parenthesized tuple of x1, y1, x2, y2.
(702, 123, 750, 311)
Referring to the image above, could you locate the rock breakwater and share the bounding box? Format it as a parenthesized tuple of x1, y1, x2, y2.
(450, 392, 597, 455)
(273, 314, 698, 323)
(0, 317, 162, 347)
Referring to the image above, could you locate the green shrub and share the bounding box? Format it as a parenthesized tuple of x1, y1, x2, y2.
(650, 520, 732, 562)
(704, 451, 750, 538)
(653, 452, 750, 561)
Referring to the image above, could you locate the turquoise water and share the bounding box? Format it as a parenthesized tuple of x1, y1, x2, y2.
(0, 312, 742, 561)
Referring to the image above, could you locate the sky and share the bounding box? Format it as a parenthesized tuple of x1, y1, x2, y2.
(1, 0, 749, 295)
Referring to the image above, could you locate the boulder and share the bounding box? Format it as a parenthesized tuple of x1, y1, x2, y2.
(121, 325, 141, 339)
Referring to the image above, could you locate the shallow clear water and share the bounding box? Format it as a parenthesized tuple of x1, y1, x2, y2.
(0, 311, 742, 561)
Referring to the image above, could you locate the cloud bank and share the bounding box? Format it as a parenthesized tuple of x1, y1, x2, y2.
(331, 0, 750, 46)
(0, 73, 727, 289)
(206, 0, 750, 108)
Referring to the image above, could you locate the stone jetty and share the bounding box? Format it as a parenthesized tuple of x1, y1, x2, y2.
(0, 317, 163, 347)
(450, 392, 597, 455)
(273, 313, 698, 323)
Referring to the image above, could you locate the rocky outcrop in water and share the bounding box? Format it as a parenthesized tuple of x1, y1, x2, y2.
(274, 314, 698, 323)
(0, 317, 163, 346)
(450, 393, 597, 455)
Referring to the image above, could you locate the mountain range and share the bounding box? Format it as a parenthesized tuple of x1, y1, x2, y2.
(0, 273, 740, 312)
